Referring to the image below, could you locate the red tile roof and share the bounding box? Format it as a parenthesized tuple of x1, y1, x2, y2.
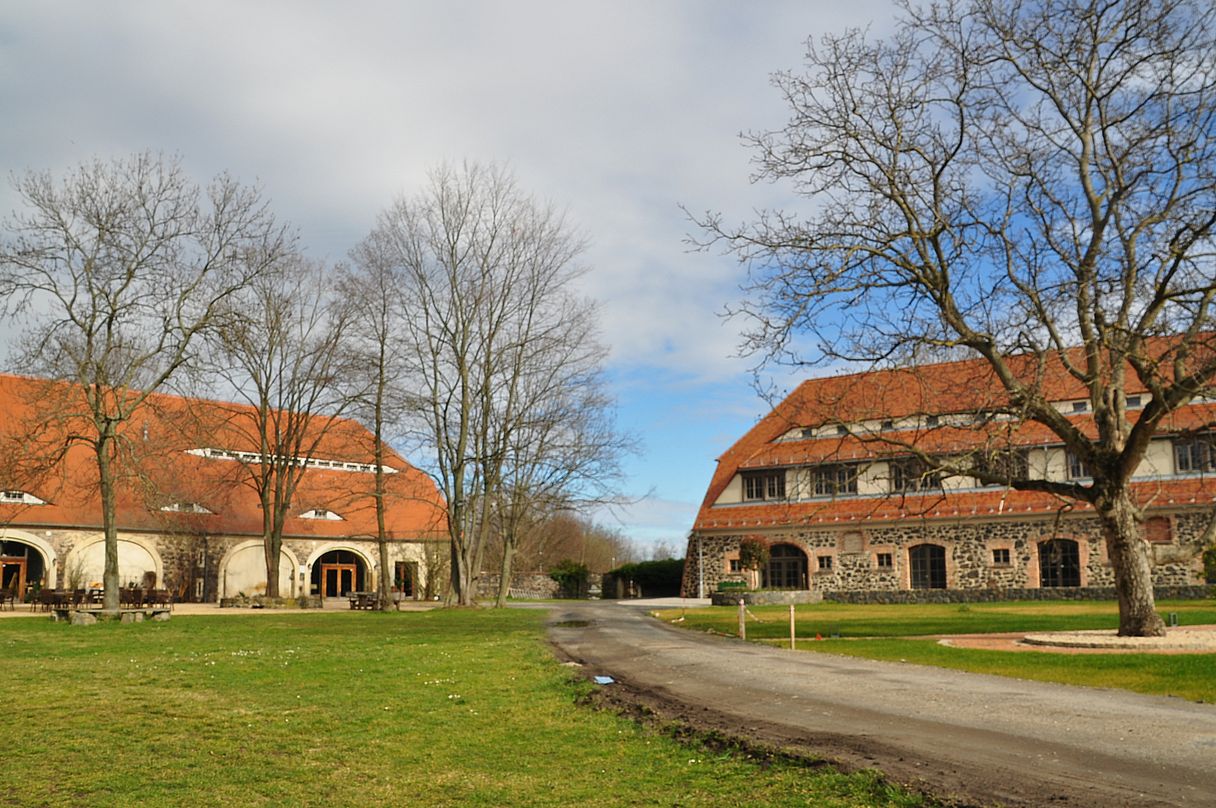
(694, 346, 1216, 531)
(0, 374, 448, 540)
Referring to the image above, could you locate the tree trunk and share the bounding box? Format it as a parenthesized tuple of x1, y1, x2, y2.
(263, 498, 281, 598)
(374, 458, 392, 611)
(495, 538, 515, 608)
(1098, 489, 1166, 637)
(97, 426, 121, 613)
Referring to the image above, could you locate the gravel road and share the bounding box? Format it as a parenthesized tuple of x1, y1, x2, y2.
(547, 600, 1216, 807)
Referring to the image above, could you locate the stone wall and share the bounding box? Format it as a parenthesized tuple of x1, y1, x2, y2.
(682, 510, 1210, 598)
(824, 585, 1214, 604)
(476, 571, 564, 599)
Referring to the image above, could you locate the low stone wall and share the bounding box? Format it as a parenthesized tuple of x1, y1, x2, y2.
(823, 584, 1215, 604)
(219, 595, 323, 609)
(710, 590, 824, 606)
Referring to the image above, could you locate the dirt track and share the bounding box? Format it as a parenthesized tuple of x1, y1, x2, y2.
(548, 600, 1216, 807)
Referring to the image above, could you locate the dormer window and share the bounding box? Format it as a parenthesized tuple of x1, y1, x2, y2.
(0, 490, 46, 505)
(742, 471, 786, 502)
(1175, 435, 1216, 473)
(1071, 401, 1088, 413)
(300, 508, 343, 520)
(889, 459, 942, 493)
(1066, 450, 1091, 480)
(1126, 395, 1142, 408)
(159, 502, 213, 514)
(925, 415, 940, 428)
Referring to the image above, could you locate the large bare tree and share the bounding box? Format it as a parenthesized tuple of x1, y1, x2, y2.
(698, 0, 1216, 636)
(361, 162, 595, 606)
(340, 243, 415, 610)
(489, 309, 629, 606)
(201, 257, 352, 598)
(0, 153, 288, 611)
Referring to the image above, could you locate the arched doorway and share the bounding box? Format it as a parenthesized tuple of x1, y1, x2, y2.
(762, 543, 808, 589)
(1, 539, 47, 602)
(311, 549, 368, 597)
(909, 544, 947, 589)
(218, 541, 298, 599)
(1039, 539, 1081, 587)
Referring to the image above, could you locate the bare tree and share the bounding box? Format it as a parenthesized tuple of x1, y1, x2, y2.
(698, 0, 1216, 636)
(490, 318, 630, 606)
(362, 162, 593, 606)
(200, 257, 352, 598)
(339, 242, 415, 610)
(0, 153, 288, 611)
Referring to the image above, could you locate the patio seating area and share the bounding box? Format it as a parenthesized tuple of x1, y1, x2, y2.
(30, 588, 174, 612)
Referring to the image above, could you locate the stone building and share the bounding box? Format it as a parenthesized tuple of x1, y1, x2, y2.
(682, 351, 1215, 600)
(0, 374, 447, 603)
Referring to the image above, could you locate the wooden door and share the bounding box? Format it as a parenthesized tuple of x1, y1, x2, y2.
(320, 563, 357, 597)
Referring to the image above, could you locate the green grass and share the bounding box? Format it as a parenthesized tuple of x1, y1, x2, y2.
(793, 637, 1216, 702)
(655, 600, 1216, 702)
(656, 599, 1216, 638)
(0, 610, 922, 807)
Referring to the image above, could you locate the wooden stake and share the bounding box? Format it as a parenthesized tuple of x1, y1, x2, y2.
(789, 603, 796, 650)
(738, 598, 746, 640)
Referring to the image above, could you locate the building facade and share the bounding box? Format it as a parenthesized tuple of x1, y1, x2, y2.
(0, 374, 447, 603)
(682, 354, 1215, 600)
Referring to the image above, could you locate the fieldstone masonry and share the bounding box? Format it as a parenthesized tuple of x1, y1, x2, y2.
(683, 511, 1211, 600)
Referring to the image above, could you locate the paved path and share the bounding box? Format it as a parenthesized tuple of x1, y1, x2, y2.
(548, 599, 1216, 807)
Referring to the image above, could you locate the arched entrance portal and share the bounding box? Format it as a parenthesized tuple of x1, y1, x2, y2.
(312, 550, 368, 597)
(1039, 539, 1081, 587)
(1, 539, 47, 602)
(909, 544, 947, 589)
(762, 543, 808, 590)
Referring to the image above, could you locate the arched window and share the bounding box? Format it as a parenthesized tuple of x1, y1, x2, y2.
(762, 543, 808, 590)
(1038, 539, 1081, 587)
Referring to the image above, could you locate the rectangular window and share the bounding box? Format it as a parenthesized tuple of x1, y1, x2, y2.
(742, 470, 786, 501)
(1071, 401, 1088, 413)
(817, 555, 833, 571)
(1066, 450, 1090, 480)
(889, 459, 941, 493)
(973, 449, 1029, 486)
(875, 552, 893, 568)
(1126, 395, 1142, 408)
(1175, 436, 1216, 473)
(992, 548, 1011, 566)
(728, 558, 742, 573)
(925, 415, 940, 428)
(812, 464, 858, 497)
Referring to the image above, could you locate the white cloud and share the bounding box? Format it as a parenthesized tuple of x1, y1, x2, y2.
(0, 0, 892, 385)
(0, 0, 897, 526)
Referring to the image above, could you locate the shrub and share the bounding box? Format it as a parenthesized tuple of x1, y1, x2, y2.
(738, 536, 771, 571)
(548, 560, 590, 598)
(608, 558, 684, 597)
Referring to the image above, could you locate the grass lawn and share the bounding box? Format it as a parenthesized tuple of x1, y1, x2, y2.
(655, 600, 1216, 702)
(0, 610, 922, 807)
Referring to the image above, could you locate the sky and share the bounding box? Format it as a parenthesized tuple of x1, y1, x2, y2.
(0, 1, 895, 556)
